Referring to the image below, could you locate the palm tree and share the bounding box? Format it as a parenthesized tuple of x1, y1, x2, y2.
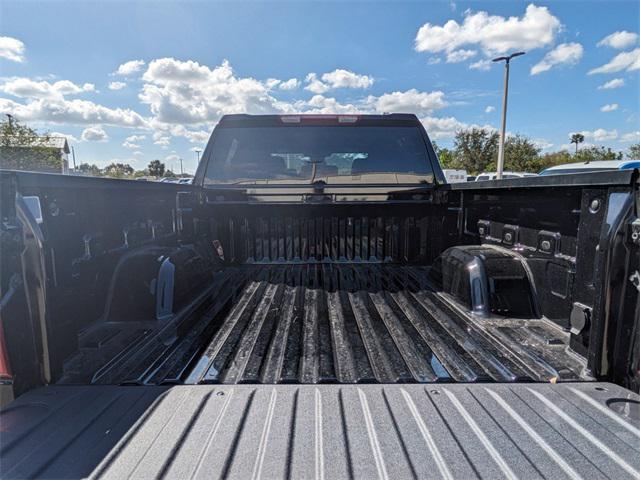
(570, 133, 585, 154)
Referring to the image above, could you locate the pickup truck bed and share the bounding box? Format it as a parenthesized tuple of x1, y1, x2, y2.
(2, 115, 639, 479)
(60, 264, 587, 386)
(2, 382, 639, 479)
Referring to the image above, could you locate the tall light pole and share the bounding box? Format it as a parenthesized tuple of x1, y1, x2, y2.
(195, 149, 202, 164)
(179, 157, 184, 176)
(492, 51, 525, 179)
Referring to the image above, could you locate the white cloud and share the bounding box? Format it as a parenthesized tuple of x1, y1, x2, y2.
(589, 48, 640, 74)
(367, 89, 447, 115)
(533, 139, 553, 149)
(530, 42, 583, 75)
(49, 131, 80, 143)
(620, 131, 640, 142)
(165, 153, 180, 163)
(300, 88, 448, 117)
(485, 105, 495, 113)
(153, 131, 171, 148)
(265, 78, 280, 89)
(170, 125, 210, 143)
(139, 58, 292, 126)
(592, 129, 618, 141)
(419, 116, 495, 140)
(0, 36, 26, 62)
(122, 134, 146, 149)
(304, 73, 329, 94)
(81, 126, 108, 142)
(420, 116, 467, 139)
(279, 78, 299, 90)
(427, 57, 442, 65)
(446, 49, 477, 63)
(114, 59, 146, 76)
(600, 103, 619, 112)
(155, 139, 170, 149)
(0, 97, 148, 128)
(0, 77, 95, 99)
(559, 142, 595, 152)
(108, 81, 126, 90)
(597, 78, 625, 90)
(469, 59, 491, 71)
(304, 69, 374, 93)
(125, 134, 146, 142)
(322, 69, 374, 89)
(576, 129, 618, 142)
(597, 31, 638, 49)
(133, 151, 143, 156)
(304, 95, 360, 114)
(415, 4, 561, 57)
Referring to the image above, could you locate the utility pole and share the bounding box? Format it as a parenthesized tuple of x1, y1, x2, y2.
(179, 157, 184, 176)
(195, 149, 202, 164)
(492, 51, 525, 179)
(71, 146, 77, 171)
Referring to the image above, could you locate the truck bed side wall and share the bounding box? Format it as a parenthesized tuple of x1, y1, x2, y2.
(1, 170, 638, 392)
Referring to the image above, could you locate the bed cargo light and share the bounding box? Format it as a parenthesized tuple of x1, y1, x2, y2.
(279, 115, 359, 124)
(280, 115, 301, 123)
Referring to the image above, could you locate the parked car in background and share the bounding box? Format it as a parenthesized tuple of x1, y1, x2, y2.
(540, 159, 640, 176)
(442, 168, 467, 183)
(475, 171, 538, 181)
(159, 177, 193, 184)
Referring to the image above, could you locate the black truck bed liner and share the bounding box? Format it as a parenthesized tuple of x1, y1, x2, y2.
(61, 264, 588, 386)
(1, 383, 639, 479)
(190, 264, 587, 384)
(187, 264, 588, 384)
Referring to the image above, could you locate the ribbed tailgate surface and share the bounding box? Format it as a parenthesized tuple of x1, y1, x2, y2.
(1, 383, 639, 479)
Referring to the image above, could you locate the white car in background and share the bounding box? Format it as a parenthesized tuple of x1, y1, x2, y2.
(475, 171, 538, 181)
(539, 159, 640, 176)
(442, 169, 468, 183)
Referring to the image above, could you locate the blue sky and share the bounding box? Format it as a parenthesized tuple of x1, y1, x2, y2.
(1, 0, 638, 174)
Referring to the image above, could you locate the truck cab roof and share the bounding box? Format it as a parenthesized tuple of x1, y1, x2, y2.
(217, 113, 424, 127)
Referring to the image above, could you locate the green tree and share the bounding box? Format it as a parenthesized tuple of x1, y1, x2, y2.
(536, 150, 573, 172)
(0, 117, 61, 171)
(627, 143, 640, 159)
(453, 128, 499, 174)
(147, 159, 165, 177)
(502, 134, 542, 173)
(570, 133, 585, 154)
(76, 163, 102, 176)
(574, 146, 623, 163)
(164, 169, 177, 178)
(103, 162, 134, 178)
(432, 141, 460, 169)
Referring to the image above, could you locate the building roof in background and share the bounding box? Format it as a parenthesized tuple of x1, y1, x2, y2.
(3, 136, 70, 154)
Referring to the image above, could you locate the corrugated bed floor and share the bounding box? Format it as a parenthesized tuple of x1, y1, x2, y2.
(188, 264, 588, 384)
